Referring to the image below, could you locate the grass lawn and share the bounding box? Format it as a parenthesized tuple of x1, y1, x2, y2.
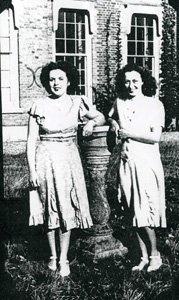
(0, 132, 179, 300)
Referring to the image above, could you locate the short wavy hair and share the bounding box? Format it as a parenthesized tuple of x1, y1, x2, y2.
(115, 64, 157, 99)
(40, 60, 79, 94)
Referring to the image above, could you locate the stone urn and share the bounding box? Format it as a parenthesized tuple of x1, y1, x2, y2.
(79, 125, 128, 262)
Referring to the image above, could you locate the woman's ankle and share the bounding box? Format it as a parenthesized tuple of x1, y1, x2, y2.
(150, 250, 160, 257)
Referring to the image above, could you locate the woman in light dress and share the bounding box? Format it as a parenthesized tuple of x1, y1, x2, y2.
(108, 64, 166, 272)
(27, 61, 105, 277)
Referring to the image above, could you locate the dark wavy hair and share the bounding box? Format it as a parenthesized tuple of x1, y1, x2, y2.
(40, 60, 79, 95)
(115, 64, 157, 99)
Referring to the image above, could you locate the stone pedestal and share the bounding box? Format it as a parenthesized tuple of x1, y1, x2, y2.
(79, 125, 128, 262)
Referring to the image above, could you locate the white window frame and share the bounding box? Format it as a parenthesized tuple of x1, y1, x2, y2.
(52, 0, 94, 102)
(127, 14, 159, 77)
(0, 8, 20, 113)
(120, 4, 162, 87)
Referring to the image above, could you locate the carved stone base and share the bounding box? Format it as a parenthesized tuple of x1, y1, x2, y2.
(79, 126, 128, 263)
(80, 231, 128, 263)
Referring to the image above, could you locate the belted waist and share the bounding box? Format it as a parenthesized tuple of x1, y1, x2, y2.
(40, 136, 77, 143)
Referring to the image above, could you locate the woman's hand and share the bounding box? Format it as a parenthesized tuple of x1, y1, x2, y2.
(109, 119, 120, 137)
(82, 120, 96, 137)
(29, 170, 40, 189)
(118, 129, 130, 140)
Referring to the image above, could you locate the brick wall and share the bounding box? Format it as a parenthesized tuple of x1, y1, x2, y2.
(2, 0, 122, 202)
(2, 0, 167, 128)
(18, 0, 53, 112)
(92, 0, 122, 88)
(2, 0, 165, 201)
(2, 0, 123, 129)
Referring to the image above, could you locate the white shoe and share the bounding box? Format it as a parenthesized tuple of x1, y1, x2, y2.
(147, 253, 162, 273)
(59, 260, 70, 277)
(48, 256, 57, 271)
(132, 257, 149, 271)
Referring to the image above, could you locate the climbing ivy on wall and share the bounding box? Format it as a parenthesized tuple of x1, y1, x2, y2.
(93, 13, 122, 118)
(160, 0, 178, 126)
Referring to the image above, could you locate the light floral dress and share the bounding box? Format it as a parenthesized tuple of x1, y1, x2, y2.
(109, 96, 166, 228)
(29, 95, 93, 231)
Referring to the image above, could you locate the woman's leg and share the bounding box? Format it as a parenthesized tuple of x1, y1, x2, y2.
(134, 227, 162, 272)
(144, 227, 162, 271)
(59, 229, 71, 262)
(47, 229, 57, 257)
(135, 227, 159, 258)
(132, 228, 149, 271)
(136, 229, 148, 260)
(47, 229, 57, 271)
(58, 229, 71, 277)
(145, 227, 158, 257)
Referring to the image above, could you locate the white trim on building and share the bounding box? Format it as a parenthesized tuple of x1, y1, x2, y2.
(52, 0, 95, 102)
(120, 3, 163, 86)
(0, 7, 21, 113)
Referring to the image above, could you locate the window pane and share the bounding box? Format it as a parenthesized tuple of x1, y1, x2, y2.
(147, 28, 153, 41)
(56, 25, 64, 38)
(136, 57, 144, 67)
(1, 55, 10, 70)
(128, 42, 135, 55)
(66, 40, 75, 53)
(66, 12, 75, 23)
(66, 56, 75, 65)
(0, 9, 19, 112)
(137, 42, 144, 55)
(1, 70, 10, 87)
(128, 14, 155, 77)
(0, 22, 9, 36)
(77, 40, 85, 53)
(147, 42, 153, 55)
(137, 27, 144, 41)
(80, 70, 85, 84)
(128, 27, 135, 40)
(58, 11, 64, 22)
(56, 40, 65, 53)
(76, 56, 85, 69)
(56, 56, 65, 61)
(146, 17, 153, 27)
(131, 16, 136, 26)
(76, 24, 85, 39)
(137, 17, 144, 26)
(55, 9, 90, 97)
(0, 37, 10, 52)
(145, 57, 152, 70)
(76, 13, 85, 23)
(1, 88, 10, 104)
(128, 57, 135, 65)
(80, 86, 85, 95)
(66, 24, 75, 38)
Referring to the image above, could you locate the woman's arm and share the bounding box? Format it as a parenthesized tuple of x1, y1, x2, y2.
(26, 115, 40, 187)
(85, 109, 105, 126)
(107, 117, 120, 137)
(82, 109, 105, 136)
(115, 98, 164, 144)
(118, 126, 162, 144)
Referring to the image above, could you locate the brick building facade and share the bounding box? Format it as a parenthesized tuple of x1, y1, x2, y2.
(0, 0, 176, 200)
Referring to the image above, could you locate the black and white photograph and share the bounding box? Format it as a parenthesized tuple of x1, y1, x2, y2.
(0, 0, 179, 299)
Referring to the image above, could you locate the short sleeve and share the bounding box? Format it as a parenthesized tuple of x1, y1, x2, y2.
(79, 95, 95, 120)
(150, 99, 165, 128)
(28, 99, 45, 118)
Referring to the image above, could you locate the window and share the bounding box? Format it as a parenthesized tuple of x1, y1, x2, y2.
(54, 8, 92, 97)
(0, 8, 20, 113)
(127, 14, 159, 76)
